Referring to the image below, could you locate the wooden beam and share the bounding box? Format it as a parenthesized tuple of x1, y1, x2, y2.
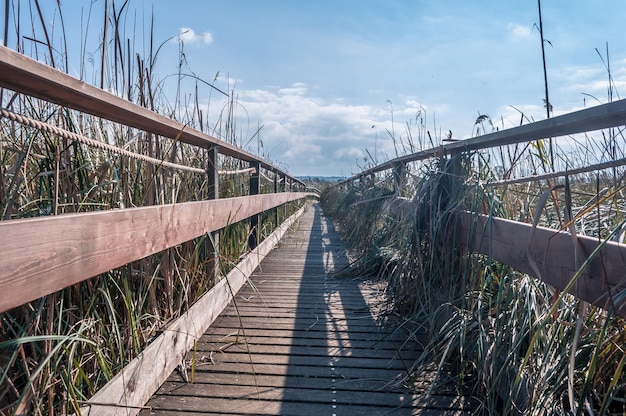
(0, 193, 314, 312)
(458, 211, 626, 316)
(0, 46, 304, 185)
(79, 205, 308, 416)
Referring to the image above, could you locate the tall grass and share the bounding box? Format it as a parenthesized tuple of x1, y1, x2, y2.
(0, 2, 303, 414)
(321, 125, 626, 414)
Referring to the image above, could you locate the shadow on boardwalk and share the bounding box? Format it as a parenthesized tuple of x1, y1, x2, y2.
(278, 203, 418, 415)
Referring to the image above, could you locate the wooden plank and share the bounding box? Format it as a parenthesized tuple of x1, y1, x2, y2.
(157, 371, 443, 393)
(346, 98, 626, 181)
(147, 384, 470, 411)
(0, 46, 300, 182)
(458, 211, 626, 316)
(157, 374, 421, 393)
(203, 327, 406, 343)
(194, 335, 413, 351)
(189, 350, 415, 370)
(78, 205, 307, 416)
(0, 192, 312, 313)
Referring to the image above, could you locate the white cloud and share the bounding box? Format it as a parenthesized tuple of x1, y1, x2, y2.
(177, 27, 213, 45)
(201, 82, 400, 176)
(333, 146, 364, 160)
(508, 23, 532, 40)
(278, 82, 308, 96)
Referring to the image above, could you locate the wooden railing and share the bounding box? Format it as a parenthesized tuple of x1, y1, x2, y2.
(341, 98, 626, 182)
(0, 45, 314, 313)
(341, 99, 626, 317)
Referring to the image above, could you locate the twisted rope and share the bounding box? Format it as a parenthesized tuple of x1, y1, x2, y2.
(0, 107, 207, 174)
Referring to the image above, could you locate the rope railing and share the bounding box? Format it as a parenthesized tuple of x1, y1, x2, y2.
(0, 108, 277, 178)
(0, 107, 207, 174)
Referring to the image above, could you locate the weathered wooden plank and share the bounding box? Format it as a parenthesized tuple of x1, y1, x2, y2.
(0, 193, 312, 312)
(189, 351, 411, 369)
(195, 336, 414, 351)
(158, 370, 444, 393)
(148, 383, 469, 410)
(458, 211, 626, 316)
(78, 205, 307, 416)
(195, 339, 422, 359)
(158, 373, 421, 393)
(209, 317, 390, 333)
(216, 309, 385, 320)
(188, 360, 411, 380)
(0, 46, 298, 181)
(203, 327, 405, 343)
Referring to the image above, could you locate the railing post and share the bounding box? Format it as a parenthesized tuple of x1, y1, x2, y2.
(248, 161, 261, 250)
(207, 145, 219, 281)
(273, 172, 279, 228)
(438, 149, 463, 213)
(392, 161, 406, 196)
(282, 174, 288, 222)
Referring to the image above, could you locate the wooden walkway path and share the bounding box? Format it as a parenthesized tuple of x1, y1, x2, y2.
(141, 203, 472, 415)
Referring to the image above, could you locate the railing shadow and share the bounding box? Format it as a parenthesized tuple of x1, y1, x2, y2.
(279, 203, 415, 415)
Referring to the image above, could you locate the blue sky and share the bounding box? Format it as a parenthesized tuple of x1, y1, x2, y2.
(5, 1, 626, 176)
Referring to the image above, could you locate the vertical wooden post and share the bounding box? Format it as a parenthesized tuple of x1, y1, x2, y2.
(392, 162, 406, 196)
(282, 174, 287, 222)
(273, 172, 279, 228)
(248, 161, 261, 250)
(207, 145, 219, 281)
(439, 150, 463, 213)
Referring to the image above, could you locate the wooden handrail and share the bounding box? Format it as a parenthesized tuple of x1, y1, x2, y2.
(341, 98, 626, 183)
(458, 211, 626, 316)
(0, 46, 303, 186)
(0, 192, 315, 313)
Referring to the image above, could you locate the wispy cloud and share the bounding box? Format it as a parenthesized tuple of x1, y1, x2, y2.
(508, 23, 532, 40)
(177, 27, 213, 45)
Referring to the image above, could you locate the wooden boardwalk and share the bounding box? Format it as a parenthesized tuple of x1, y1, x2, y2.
(141, 203, 472, 415)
